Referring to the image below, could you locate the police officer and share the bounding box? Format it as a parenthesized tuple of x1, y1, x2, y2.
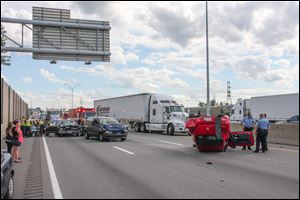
(254, 113, 270, 153)
(25, 119, 31, 137)
(241, 112, 255, 150)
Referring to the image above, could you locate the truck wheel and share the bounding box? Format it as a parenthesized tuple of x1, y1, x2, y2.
(140, 123, 147, 133)
(167, 124, 175, 135)
(85, 131, 90, 139)
(134, 123, 141, 132)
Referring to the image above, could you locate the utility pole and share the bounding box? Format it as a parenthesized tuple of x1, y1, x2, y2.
(205, 1, 210, 116)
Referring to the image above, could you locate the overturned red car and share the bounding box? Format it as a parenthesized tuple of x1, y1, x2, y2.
(185, 115, 254, 152)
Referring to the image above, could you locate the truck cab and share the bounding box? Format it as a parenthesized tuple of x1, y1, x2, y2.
(231, 99, 250, 122)
(147, 95, 188, 134)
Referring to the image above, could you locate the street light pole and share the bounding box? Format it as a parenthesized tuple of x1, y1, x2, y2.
(205, 1, 210, 116)
(64, 83, 81, 110)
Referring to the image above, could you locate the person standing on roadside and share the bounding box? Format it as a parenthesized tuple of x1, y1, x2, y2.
(5, 122, 14, 154)
(263, 113, 269, 151)
(254, 113, 270, 153)
(39, 119, 44, 136)
(21, 116, 26, 137)
(11, 120, 23, 163)
(241, 112, 255, 150)
(25, 118, 31, 137)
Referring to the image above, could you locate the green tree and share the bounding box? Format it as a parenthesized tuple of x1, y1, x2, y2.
(198, 101, 205, 107)
(210, 99, 216, 106)
(1, 25, 11, 67)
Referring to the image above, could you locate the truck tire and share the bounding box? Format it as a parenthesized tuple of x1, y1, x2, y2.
(134, 123, 141, 132)
(140, 123, 147, 133)
(167, 124, 175, 135)
(85, 131, 90, 139)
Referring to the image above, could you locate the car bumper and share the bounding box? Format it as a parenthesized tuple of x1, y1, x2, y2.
(59, 129, 81, 135)
(103, 133, 127, 138)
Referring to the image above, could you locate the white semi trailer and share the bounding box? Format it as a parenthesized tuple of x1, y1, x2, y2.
(231, 93, 299, 122)
(94, 93, 189, 135)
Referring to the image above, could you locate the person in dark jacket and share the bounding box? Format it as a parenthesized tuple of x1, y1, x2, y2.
(5, 122, 14, 154)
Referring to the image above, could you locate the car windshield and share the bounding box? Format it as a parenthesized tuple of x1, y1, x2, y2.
(99, 118, 119, 125)
(170, 106, 184, 112)
(63, 120, 76, 125)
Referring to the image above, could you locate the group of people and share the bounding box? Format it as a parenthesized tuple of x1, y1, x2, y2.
(21, 118, 45, 137)
(241, 112, 270, 153)
(5, 120, 24, 163)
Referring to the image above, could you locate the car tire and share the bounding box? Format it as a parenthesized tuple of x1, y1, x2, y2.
(98, 133, 104, 142)
(4, 176, 14, 199)
(121, 138, 126, 141)
(167, 124, 175, 135)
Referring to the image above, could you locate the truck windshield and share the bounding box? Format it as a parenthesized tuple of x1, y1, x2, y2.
(170, 106, 184, 112)
(85, 112, 95, 117)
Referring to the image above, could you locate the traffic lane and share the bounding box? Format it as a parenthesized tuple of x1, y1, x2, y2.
(47, 134, 299, 199)
(116, 133, 299, 198)
(45, 135, 163, 199)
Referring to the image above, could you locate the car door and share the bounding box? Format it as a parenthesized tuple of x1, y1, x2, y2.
(1, 153, 8, 198)
(91, 119, 100, 136)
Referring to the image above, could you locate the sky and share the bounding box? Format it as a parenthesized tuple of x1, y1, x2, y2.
(1, 1, 299, 110)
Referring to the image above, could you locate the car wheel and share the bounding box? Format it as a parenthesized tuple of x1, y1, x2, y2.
(5, 176, 14, 199)
(98, 133, 104, 142)
(167, 124, 175, 135)
(121, 138, 126, 141)
(76, 133, 79, 137)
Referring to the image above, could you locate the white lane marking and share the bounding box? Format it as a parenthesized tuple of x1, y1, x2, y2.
(159, 141, 184, 146)
(43, 136, 63, 199)
(113, 146, 135, 155)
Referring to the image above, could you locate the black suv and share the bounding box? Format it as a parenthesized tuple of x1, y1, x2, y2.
(1, 151, 14, 199)
(84, 116, 128, 141)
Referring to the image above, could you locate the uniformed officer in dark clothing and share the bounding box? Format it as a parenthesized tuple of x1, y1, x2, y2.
(254, 113, 270, 153)
(241, 112, 255, 150)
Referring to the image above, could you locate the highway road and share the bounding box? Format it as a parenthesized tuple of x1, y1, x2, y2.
(13, 131, 299, 199)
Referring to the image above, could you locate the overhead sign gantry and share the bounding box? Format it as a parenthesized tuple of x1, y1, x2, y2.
(1, 7, 111, 63)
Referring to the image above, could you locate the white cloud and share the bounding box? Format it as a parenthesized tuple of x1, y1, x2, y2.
(39, 68, 65, 84)
(22, 76, 33, 83)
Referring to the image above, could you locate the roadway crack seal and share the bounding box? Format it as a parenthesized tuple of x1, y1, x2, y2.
(23, 137, 44, 199)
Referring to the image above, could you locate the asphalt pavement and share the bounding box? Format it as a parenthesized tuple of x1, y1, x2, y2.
(12, 131, 299, 199)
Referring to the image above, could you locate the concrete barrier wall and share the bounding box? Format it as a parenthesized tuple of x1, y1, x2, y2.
(1, 78, 28, 138)
(231, 123, 299, 146)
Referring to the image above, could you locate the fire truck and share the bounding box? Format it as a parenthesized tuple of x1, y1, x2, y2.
(67, 107, 96, 119)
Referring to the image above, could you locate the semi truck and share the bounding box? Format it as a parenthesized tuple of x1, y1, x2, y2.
(46, 108, 62, 121)
(94, 93, 189, 135)
(231, 93, 299, 122)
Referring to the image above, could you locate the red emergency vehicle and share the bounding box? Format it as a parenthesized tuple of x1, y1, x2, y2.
(67, 107, 96, 119)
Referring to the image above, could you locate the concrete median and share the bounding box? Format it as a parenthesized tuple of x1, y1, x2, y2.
(230, 123, 299, 146)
